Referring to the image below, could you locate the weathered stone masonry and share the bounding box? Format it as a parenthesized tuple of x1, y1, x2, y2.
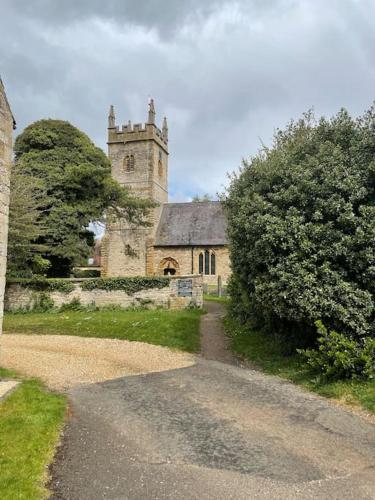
(5, 275, 203, 311)
(0, 79, 15, 334)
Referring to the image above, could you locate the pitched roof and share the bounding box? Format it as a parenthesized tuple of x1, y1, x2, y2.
(155, 201, 228, 247)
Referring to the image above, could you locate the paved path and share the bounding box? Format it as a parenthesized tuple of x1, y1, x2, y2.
(50, 302, 375, 499)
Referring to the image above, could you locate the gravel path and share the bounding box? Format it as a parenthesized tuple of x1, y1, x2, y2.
(0, 334, 194, 391)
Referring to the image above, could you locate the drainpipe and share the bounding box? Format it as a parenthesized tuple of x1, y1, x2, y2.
(191, 247, 194, 274)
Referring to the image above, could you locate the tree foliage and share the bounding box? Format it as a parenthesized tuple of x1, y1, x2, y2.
(7, 167, 50, 277)
(191, 194, 212, 202)
(11, 119, 151, 277)
(299, 321, 375, 380)
(225, 107, 375, 344)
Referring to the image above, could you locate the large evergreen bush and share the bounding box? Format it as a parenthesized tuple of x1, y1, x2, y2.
(225, 108, 375, 344)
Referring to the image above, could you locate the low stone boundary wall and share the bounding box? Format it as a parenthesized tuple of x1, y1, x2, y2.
(5, 275, 203, 311)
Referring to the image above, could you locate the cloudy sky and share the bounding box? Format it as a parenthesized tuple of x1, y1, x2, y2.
(1, 0, 375, 200)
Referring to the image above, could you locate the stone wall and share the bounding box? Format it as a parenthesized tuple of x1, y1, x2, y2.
(5, 275, 203, 311)
(0, 80, 14, 334)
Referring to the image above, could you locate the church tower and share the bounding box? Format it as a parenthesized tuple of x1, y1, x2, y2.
(102, 100, 169, 276)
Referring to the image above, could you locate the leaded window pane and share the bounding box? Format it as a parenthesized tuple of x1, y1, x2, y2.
(199, 253, 203, 274)
(210, 253, 216, 275)
(204, 250, 209, 275)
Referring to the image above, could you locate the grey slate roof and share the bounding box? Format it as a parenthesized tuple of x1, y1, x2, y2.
(155, 201, 228, 247)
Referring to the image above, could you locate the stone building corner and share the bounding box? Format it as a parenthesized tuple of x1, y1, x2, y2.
(0, 78, 15, 334)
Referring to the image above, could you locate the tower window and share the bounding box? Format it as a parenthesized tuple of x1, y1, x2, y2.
(124, 154, 135, 172)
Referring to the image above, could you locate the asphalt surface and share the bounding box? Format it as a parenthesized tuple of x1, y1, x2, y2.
(51, 303, 375, 500)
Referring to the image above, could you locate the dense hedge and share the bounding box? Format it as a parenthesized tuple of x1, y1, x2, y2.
(225, 107, 375, 345)
(7, 276, 171, 296)
(7, 278, 75, 294)
(72, 269, 101, 278)
(80, 277, 170, 294)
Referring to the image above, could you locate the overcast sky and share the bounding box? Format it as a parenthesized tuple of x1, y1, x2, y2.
(1, 0, 375, 201)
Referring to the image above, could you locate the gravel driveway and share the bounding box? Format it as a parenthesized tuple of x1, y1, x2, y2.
(0, 334, 194, 391)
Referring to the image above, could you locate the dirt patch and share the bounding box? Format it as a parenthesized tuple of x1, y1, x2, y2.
(0, 334, 195, 392)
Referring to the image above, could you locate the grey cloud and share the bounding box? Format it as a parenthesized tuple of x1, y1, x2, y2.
(4, 0, 230, 35)
(1, 0, 375, 200)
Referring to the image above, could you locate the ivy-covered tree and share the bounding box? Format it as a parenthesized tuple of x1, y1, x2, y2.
(11, 119, 151, 277)
(225, 107, 375, 343)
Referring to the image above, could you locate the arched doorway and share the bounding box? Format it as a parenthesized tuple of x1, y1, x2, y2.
(159, 257, 179, 276)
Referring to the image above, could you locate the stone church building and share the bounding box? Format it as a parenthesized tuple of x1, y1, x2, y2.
(102, 100, 230, 285)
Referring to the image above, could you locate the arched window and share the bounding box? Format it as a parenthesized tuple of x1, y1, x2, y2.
(210, 252, 216, 275)
(124, 154, 135, 172)
(204, 250, 210, 275)
(199, 253, 203, 274)
(199, 250, 217, 275)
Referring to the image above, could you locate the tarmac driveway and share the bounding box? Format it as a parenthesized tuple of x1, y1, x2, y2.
(51, 359, 375, 499)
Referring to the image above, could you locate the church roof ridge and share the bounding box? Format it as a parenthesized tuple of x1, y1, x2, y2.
(164, 200, 220, 206)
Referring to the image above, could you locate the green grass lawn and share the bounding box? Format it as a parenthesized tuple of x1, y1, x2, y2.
(3, 308, 203, 353)
(0, 369, 66, 499)
(225, 316, 375, 415)
(203, 294, 230, 305)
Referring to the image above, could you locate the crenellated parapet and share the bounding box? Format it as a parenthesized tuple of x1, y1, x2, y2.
(107, 99, 168, 152)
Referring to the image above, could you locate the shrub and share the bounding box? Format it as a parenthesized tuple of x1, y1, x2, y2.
(7, 277, 75, 294)
(80, 276, 170, 294)
(224, 107, 375, 342)
(299, 321, 375, 380)
(59, 298, 85, 312)
(72, 269, 101, 278)
(227, 275, 251, 324)
(33, 292, 54, 312)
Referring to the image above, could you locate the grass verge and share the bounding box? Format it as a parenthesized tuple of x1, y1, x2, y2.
(4, 308, 203, 353)
(0, 370, 66, 499)
(225, 315, 375, 415)
(203, 294, 230, 305)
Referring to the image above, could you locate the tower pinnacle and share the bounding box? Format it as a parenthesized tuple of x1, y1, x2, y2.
(108, 105, 116, 128)
(148, 98, 156, 124)
(162, 116, 168, 140)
